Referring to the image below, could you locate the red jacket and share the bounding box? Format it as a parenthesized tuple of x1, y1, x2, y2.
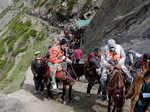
(141, 56, 149, 72)
(48, 46, 64, 63)
(87, 52, 94, 62)
(74, 49, 83, 60)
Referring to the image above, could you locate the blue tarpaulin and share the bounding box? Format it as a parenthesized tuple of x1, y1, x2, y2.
(75, 19, 91, 28)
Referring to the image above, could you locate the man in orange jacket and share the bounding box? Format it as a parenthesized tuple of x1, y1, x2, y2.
(48, 39, 67, 89)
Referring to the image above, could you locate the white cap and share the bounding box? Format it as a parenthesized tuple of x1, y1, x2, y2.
(107, 39, 116, 48)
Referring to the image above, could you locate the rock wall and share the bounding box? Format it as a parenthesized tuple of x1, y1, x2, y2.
(82, 0, 150, 55)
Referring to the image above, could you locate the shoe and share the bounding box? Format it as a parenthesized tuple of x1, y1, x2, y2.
(63, 100, 67, 105)
(99, 95, 107, 101)
(86, 93, 91, 97)
(52, 83, 57, 89)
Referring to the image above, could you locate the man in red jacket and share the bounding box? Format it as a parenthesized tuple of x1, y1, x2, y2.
(86, 48, 101, 96)
(87, 48, 101, 69)
(73, 45, 83, 64)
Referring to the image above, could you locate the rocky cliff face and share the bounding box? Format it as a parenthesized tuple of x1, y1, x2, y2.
(0, 0, 13, 13)
(82, 0, 150, 54)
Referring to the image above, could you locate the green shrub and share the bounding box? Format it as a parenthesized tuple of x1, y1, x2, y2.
(8, 18, 30, 37)
(7, 35, 14, 44)
(0, 57, 8, 70)
(29, 29, 37, 37)
(0, 47, 5, 58)
(36, 31, 45, 41)
(12, 46, 28, 56)
(1, 30, 8, 38)
(40, 0, 48, 7)
(6, 34, 19, 52)
(11, 21, 29, 36)
(24, 20, 32, 27)
(52, 0, 57, 5)
(0, 41, 5, 58)
(7, 8, 24, 30)
(18, 33, 30, 47)
(21, 24, 30, 34)
(0, 6, 12, 19)
(8, 19, 21, 33)
(8, 42, 14, 52)
(3, 9, 31, 53)
(0, 34, 49, 92)
(0, 59, 15, 81)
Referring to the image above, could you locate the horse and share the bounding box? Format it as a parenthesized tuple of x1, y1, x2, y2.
(68, 61, 101, 96)
(67, 63, 85, 80)
(41, 57, 75, 103)
(84, 61, 101, 96)
(107, 67, 125, 112)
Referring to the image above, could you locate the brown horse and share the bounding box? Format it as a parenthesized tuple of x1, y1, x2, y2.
(84, 61, 101, 95)
(41, 57, 75, 103)
(108, 67, 125, 112)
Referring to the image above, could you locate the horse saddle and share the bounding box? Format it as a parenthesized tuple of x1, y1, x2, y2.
(56, 64, 63, 72)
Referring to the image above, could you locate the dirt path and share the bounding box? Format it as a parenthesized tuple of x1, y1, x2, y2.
(0, 66, 130, 112)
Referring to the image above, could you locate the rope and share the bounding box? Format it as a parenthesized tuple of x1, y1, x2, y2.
(70, 64, 78, 79)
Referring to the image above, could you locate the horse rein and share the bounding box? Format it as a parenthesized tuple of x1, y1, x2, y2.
(70, 64, 78, 79)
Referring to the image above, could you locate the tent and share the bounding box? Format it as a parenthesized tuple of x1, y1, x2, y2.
(75, 19, 91, 28)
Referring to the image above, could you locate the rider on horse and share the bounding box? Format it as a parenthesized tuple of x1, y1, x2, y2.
(48, 39, 68, 89)
(100, 39, 133, 101)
